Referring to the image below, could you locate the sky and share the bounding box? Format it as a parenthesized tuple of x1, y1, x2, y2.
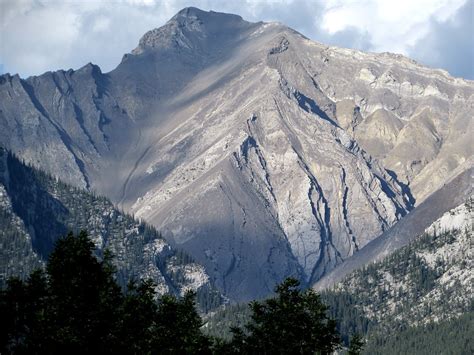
(1, 0, 473, 79)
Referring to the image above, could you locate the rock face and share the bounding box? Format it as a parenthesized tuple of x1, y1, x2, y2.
(313, 167, 473, 291)
(0, 7, 472, 300)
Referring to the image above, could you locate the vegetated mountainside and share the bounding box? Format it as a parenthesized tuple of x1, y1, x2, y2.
(326, 199, 473, 326)
(205, 200, 473, 353)
(0, 148, 221, 311)
(203, 302, 251, 341)
(1, 7, 472, 300)
(362, 312, 473, 355)
(322, 199, 473, 352)
(206, 309, 474, 355)
(313, 167, 473, 290)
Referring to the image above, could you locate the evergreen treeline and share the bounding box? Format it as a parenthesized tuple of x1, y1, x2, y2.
(204, 303, 251, 340)
(364, 311, 474, 355)
(218, 278, 342, 354)
(321, 228, 472, 340)
(1, 231, 352, 355)
(333, 226, 471, 353)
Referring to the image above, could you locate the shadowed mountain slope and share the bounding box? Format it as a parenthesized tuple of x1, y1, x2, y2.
(0, 148, 222, 311)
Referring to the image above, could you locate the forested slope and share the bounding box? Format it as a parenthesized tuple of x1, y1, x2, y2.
(0, 148, 222, 310)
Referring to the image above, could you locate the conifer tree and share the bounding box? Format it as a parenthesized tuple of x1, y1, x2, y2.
(153, 290, 212, 354)
(348, 334, 364, 355)
(45, 231, 123, 353)
(0, 231, 214, 354)
(225, 277, 341, 354)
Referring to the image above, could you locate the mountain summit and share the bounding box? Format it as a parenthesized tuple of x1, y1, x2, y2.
(132, 7, 250, 55)
(0, 8, 472, 300)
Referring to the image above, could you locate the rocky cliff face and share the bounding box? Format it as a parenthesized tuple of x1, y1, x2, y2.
(1, 7, 472, 301)
(313, 167, 473, 291)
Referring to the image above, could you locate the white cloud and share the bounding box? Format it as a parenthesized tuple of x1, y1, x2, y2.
(0, 0, 472, 79)
(409, 0, 474, 79)
(1, 0, 81, 75)
(321, 0, 467, 54)
(91, 16, 111, 33)
(124, 0, 157, 5)
(0, 0, 174, 75)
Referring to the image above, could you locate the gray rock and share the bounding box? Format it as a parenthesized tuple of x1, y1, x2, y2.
(313, 167, 473, 291)
(0, 7, 472, 300)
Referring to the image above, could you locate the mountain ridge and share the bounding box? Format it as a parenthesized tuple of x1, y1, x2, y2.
(1, 7, 472, 301)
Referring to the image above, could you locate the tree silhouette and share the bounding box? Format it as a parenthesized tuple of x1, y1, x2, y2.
(224, 277, 341, 354)
(153, 290, 212, 354)
(0, 231, 212, 354)
(1, 232, 346, 355)
(348, 334, 364, 355)
(117, 279, 158, 353)
(45, 231, 123, 353)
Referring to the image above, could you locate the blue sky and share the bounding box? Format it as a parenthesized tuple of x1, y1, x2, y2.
(1, 0, 473, 79)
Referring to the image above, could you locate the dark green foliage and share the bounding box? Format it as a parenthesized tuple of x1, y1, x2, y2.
(348, 334, 364, 355)
(0, 271, 49, 353)
(203, 303, 251, 341)
(44, 231, 123, 353)
(205, 227, 472, 354)
(196, 285, 224, 314)
(116, 279, 158, 353)
(364, 312, 474, 355)
(0, 231, 213, 354)
(320, 228, 472, 353)
(322, 229, 470, 326)
(322, 291, 373, 345)
(1, 237, 346, 354)
(153, 291, 212, 354)
(0, 232, 344, 355)
(220, 278, 341, 354)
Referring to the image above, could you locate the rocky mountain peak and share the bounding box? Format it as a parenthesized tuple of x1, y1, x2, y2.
(171, 6, 244, 24)
(76, 62, 102, 75)
(132, 7, 251, 55)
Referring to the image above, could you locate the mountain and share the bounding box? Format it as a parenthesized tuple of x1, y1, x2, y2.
(329, 198, 473, 328)
(1, 7, 472, 300)
(0, 148, 222, 311)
